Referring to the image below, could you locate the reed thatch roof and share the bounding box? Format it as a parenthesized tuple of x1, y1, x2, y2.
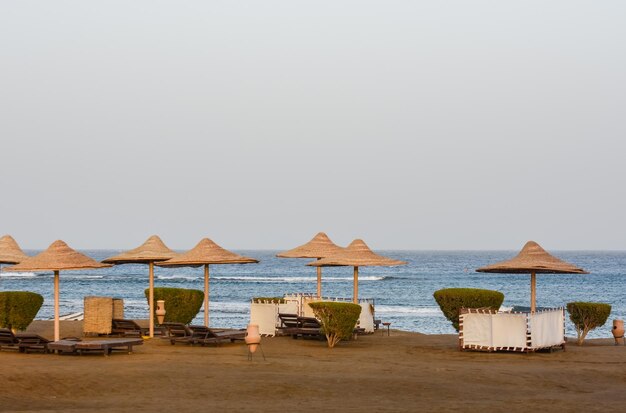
(476, 241, 588, 274)
(156, 238, 258, 267)
(0, 235, 29, 264)
(308, 239, 407, 267)
(3, 240, 111, 272)
(277, 232, 344, 259)
(102, 235, 177, 264)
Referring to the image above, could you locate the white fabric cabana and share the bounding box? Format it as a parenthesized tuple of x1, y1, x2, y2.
(459, 308, 565, 352)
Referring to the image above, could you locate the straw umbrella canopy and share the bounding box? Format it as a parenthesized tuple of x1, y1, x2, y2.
(0, 235, 29, 274)
(308, 239, 407, 303)
(2, 240, 111, 341)
(476, 241, 588, 312)
(156, 238, 258, 327)
(102, 235, 177, 337)
(277, 232, 345, 297)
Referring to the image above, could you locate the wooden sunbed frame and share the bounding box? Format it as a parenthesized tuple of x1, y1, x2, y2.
(48, 338, 143, 356)
(110, 319, 149, 337)
(161, 323, 245, 346)
(276, 314, 324, 340)
(0, 328, 50, 353)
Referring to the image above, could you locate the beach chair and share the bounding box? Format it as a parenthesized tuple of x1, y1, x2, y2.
(0, 328, 51, 353)
(162, 323, 224, 345)
(276, 315, 324, 340)
(201, 327, 246, 343)
(48, 338, 143, 356)
(162, 323, 245, 346)
(111, 319, 155, 337)
(186, 325, 246, 345)
(276, 313, 300, 336)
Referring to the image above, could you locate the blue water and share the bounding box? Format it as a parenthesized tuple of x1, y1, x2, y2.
(1, 250, 624, 338)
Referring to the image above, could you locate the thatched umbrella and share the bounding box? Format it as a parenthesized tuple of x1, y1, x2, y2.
(308, 239, 407, 303)
(476, 241, 588, 312)
(0, 235, 29, 275)
(102, 235, 177, 337)
(277, 232, 345, 298)
(156, 238, 258, 327)
(2, 240, 111, 341)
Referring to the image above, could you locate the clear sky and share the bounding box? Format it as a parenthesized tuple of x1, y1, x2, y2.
(1, 1, 624, 250)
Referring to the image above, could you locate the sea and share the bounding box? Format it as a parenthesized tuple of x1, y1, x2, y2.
(1, 250, 624, 338)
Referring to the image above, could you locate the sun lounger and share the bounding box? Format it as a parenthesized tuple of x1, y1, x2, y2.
(0, 328, 51, 353)
(197, 327, 246, 343)
(162, 322, 203, 344)
(276, 315, 324, 340)
(277, 313, 300, 329)
(48, 338, 143, 356)
(162, 323, 244, 345)
(111, 319, 156, 337)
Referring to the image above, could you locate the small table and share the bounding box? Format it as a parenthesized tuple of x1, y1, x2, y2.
(382, 322, 391, 336)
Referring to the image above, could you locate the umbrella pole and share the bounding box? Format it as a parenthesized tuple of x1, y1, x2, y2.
(353, 266, 359, 304)
(204, 264, 210, 327)
(149, 261, 154, 338)
(530, 271, 536, 313)
(54, 270, 60, 341)
(316, 259, 322, 298)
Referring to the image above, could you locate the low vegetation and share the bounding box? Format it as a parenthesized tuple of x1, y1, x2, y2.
(145, 287, 204, 325)
(309, 301, 362, 348)
(566, 302, 611, 345)
(252, 297, 286, 304)
(0, 291, 44, 331)
(433, 288, 504, 331)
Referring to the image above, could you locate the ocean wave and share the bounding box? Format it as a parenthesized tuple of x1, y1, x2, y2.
(61, 275, 105, 280)
(156, 275, 200, 281)
(212, 275, 386, 282)
(0, 272, 40, 278)
(375, 305, 441, 315)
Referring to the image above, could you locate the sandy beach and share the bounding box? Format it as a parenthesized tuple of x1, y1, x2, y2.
(0, 321, 624, 412)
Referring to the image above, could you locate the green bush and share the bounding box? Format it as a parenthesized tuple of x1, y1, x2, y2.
(252, 297, 286, 304)
(566, 302, 611, 346)
(308, 302, 362, 348)
(0, 291, 44, 331)
(145, 287, 204, 325)
(433, 288, 504, 332)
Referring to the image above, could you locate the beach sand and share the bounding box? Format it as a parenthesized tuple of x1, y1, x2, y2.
(1, 321, 625, 412)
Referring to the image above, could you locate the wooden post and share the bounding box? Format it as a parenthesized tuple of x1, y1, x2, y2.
(54, 270, 60, 341)
(530, 271, 536, 313)
(149, 261, 154, 338)
(353, 266, 359, 304)
(204, 264, 210, 327)
(316, 258, 322, 298)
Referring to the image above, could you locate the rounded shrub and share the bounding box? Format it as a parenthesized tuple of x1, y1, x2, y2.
(308, 301, 361, 348)
(566, 302, 611, 346)
(0, 291, 44, 331)
(433, 288, 504, 332)
(145, 287, 204, 325)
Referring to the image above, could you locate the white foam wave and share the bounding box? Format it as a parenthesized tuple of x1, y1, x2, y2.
(212, 275, 385, 282)
(0, 272, 39, 278)
(375, 305, 441, 316)
(156, 275, 200, 281)
(62, 275, 105, 280)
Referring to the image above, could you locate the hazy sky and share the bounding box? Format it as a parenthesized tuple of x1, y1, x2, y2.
(1, 1, 625, 250)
